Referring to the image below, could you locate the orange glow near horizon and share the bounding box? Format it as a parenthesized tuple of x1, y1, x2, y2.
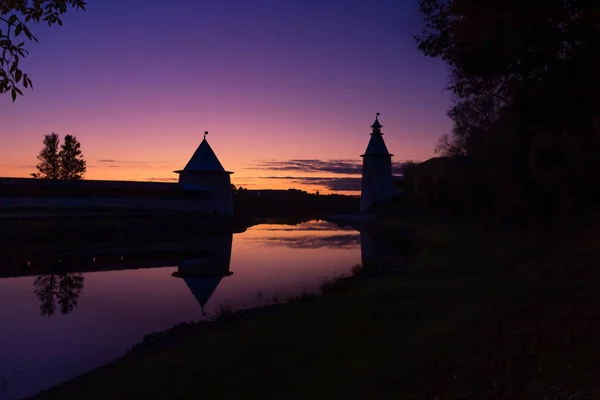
(0, 115, 440, 194)
(0, 0, 451, 194)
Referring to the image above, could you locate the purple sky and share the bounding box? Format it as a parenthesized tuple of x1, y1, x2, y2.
(0, 0, 451, 193)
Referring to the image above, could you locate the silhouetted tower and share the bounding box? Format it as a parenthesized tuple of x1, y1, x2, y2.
(174, 131, 234, 215)
(360, 113, 395, 212)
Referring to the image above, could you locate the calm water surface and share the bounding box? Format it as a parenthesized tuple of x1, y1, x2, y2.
(0, 220, 393, 400)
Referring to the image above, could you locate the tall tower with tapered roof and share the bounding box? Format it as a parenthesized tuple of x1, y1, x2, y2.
(174, 132, 233, 215)
(360, 113, 395, 212)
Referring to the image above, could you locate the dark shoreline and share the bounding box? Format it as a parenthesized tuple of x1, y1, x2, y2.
(0, 213, 256, 277)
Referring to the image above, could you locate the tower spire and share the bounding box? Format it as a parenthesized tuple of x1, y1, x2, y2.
(370, 112, 382, 134)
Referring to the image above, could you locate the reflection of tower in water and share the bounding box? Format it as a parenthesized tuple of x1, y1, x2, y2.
(171, 233, 233, 315)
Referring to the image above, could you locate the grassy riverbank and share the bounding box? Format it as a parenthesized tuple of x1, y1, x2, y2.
(33, 214, 600, 399)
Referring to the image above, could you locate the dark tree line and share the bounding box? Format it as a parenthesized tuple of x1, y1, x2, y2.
(32, 133, 87, 180)
(233, 189, 359, 218)
(414, 0, 600, 216)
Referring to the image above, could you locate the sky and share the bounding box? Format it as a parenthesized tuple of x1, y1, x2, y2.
(0, 0, 452, 194)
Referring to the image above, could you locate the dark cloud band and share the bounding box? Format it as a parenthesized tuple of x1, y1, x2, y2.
(246, 159, 409, 176)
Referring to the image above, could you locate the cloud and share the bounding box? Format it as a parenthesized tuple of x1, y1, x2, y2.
(262, 176, 361, 192)
(145, 177, 178, 182)
(95, 159, 166, 169)
(248, 159, 362, 175)
(107, 165, 153, 168)
(246, 159, 410, 175)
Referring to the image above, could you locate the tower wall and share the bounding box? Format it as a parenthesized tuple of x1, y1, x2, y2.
(178, 171, 233, 216)
(360, 155, 395, 212)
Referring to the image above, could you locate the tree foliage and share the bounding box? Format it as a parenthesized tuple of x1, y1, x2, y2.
(0, 0, 87, 102)
(415, 0, 600, 215)
(435, 93, 503, 157)
(417, 0, 600, 153)
(32, 132, 86, 179)
(59, 133, 86, 179)
(417, 0, 600, 99)
(31, 132, 60, 179)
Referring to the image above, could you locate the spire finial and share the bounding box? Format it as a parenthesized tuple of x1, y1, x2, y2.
(371, 113, 382, 131)
(204, 131, 208, 139)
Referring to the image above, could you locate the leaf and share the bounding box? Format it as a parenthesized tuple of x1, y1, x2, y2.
(11, 88, 16, 102)
(15, 69, 22, 83)
(8, 15, 17, 25)
(14, 87, 23, 95)
(23, 26, 36, 41)
(14, 24, 22, 37)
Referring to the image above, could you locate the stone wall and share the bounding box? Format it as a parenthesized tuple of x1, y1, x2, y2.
(0, 177, 214, 212)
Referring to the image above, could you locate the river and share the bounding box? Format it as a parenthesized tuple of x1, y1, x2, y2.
(0, 220, 397, 400)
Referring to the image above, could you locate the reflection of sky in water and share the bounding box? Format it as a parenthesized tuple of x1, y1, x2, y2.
(252, 234, 360, 249)
(0, 221, 363, 400)
(244, 221, 360, 249)
(253, 220, 357, 232)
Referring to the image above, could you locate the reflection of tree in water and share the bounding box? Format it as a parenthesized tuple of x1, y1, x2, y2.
(34, 274, 59, 316)
(33, 273, 85, 316)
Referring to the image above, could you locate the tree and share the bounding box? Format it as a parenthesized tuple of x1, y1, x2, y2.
(31, 132, 60, 179)
(416, 0, 600, 137)
(31, 132, 86, 179)
(1, 0, 87, 102)
(415, 0, 600, 214)
(59, 133, 86, 179)
(435, 93, 503, 157)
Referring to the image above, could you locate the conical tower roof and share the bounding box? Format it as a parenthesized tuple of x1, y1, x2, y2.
(363, 134, 392, 156)
(183, 277, 223, 314)
(181, 137, 226, 172)
(362, 114, 393, 157)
